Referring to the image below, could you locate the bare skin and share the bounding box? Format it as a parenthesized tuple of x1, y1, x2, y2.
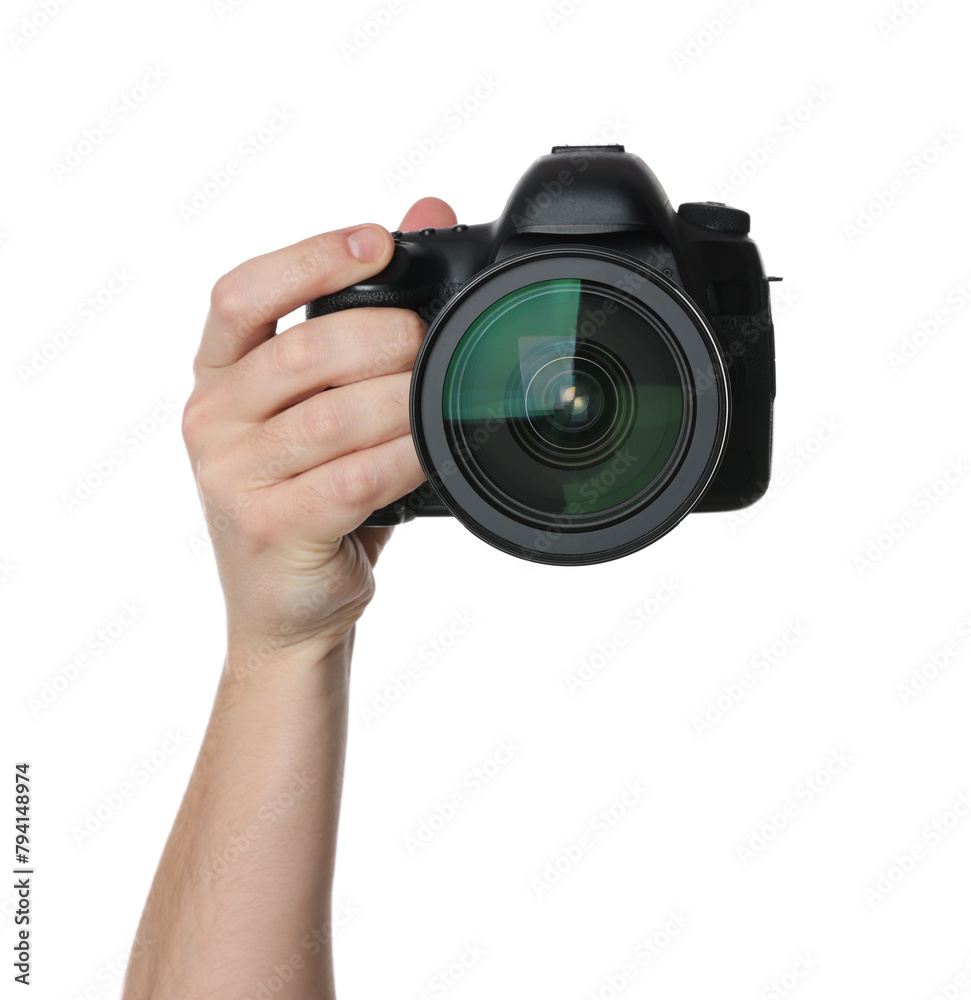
(122, 197, 457, 1000)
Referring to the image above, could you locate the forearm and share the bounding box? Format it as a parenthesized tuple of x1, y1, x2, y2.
(135, 203, 455, 998)
(122, 632, 353, 1000)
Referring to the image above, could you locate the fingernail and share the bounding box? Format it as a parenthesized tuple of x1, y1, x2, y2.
(347, 226, 387, 263)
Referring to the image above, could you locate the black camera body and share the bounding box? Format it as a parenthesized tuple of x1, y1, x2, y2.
(309, 146, 776, 564)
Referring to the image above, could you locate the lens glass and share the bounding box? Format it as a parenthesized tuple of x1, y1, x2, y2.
(443, 278, 688, 523)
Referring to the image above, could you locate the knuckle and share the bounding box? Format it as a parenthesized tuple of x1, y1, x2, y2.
(364, 309, 425, 377)
(194, 456, 227, 506)
(275, 327, 319, 376)
(209, 271, 250, 325)
(396, 309, 427, 358)
(329, 456, 376, 509)
(232, 500, 278, 548)
(302, 394, 345, 446)
(381, 373, 411, 421)
(181, 390, 212, 450)
(198, 473, 278, 548)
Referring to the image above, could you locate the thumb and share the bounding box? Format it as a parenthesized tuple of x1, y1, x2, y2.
(397, 197, 458, 232)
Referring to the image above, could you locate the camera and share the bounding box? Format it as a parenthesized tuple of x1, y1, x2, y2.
(308, 145, 776, 565)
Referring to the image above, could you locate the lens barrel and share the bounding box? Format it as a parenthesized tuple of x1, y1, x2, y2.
(411, 247, 729, 565)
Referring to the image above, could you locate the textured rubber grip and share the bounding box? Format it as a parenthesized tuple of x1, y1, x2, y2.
(306, 281, 462, 321)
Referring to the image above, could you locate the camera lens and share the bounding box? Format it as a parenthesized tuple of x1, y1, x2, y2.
(411, 248, 729, 564)
(517, 348, 633, 471)
(442, 278, 687, 522)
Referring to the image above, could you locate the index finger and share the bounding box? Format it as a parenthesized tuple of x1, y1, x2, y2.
(195, 223, 394, 371)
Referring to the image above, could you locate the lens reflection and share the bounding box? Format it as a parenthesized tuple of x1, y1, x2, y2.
(443, 278, 688, 523)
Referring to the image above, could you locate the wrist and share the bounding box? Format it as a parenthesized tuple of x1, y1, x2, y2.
(223, 625, 354, 689)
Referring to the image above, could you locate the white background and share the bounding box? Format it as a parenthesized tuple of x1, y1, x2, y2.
(4, 0, 971, 997)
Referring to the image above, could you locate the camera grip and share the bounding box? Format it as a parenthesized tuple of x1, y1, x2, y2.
(306, 281, 460, 323)
(305, 240, 470, 527)
(308, 228, 493, 322)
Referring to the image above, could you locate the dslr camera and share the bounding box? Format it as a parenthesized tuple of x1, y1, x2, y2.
(308, 145, 776, 565)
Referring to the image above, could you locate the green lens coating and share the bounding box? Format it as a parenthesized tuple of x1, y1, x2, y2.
(443, 278, 688, 523)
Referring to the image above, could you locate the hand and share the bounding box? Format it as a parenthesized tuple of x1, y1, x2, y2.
(182, 198, 458, 668)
